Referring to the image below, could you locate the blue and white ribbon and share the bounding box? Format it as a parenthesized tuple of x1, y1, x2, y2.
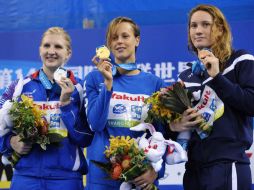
(191, 60, 206, 76)
(111, 58, 138, 76)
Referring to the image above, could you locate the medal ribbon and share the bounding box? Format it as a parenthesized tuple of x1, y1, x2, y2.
(192, 48, 212, 76)
(191, 60, 206, 76)
(111, 59, 138, 76)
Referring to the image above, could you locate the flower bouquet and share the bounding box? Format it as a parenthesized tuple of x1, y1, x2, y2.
(144, 82, 196, 124)
(91, 135, 157, 190)
(6, 94, 63, 166)
(144, 82, 224, 138)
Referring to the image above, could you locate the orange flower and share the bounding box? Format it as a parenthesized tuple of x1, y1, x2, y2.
(111, 163, 122, 180)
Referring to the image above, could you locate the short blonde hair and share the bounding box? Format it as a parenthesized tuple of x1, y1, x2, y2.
(188, 4, 232, 70)
(41, 27, 71, 53)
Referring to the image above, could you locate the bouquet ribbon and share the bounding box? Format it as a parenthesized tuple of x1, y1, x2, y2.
(194, 85, 224, 139)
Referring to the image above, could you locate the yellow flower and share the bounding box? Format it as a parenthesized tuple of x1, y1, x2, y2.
(20, 95, 46, 128)
(21, 94, 33, 107)
(104, 136, 138, 158)
(160, 107, 169, 117)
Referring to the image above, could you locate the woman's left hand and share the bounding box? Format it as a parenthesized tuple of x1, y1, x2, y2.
(57, 77, 75, 106)
(198, 49, 220, 77)
(132, 167, 158, 190)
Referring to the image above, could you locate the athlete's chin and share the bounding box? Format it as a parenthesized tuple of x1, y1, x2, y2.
(194, 44, 207, 50)
(115, 55, 130, 63)
(194, 42, 212, 50)
(45, 61, 62, 68)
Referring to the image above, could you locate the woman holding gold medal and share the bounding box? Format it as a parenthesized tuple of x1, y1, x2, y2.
(84, 17, 175, 190)
(0, 27, 93, 190)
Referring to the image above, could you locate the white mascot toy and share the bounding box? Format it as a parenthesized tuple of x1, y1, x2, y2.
(119, 123, 187, 190)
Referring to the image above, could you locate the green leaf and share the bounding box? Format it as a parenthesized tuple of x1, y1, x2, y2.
(173, 82, 191, 108)
(40, 143, 47, 150)
(161, 97, 186, 113)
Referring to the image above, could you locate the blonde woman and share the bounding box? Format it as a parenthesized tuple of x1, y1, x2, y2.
(0, 27, 93, 190)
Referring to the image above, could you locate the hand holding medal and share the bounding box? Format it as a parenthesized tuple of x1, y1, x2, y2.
(93, 45, 113, 90)
(198, 48, 212, 70)
(198, 48, 220, 77)
(53, 67, 74, 105)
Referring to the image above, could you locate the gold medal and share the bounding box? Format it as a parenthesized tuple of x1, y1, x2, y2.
(96, 45, 110, 59)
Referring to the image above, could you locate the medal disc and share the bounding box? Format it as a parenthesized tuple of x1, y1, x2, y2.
(96, 45, 110, 59)
(54, 67, 67, 81)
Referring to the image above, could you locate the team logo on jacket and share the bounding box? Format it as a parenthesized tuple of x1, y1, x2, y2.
(113, 104, 127, 114)
(23, 90, 36, 98)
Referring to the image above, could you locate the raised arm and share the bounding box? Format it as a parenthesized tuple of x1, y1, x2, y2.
(84, 71, 112, 132)
(59, 78, 94, 147)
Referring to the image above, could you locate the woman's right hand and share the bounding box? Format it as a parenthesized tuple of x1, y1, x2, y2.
(92, 55, 113, 91)
(169, 108, 203, 132)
